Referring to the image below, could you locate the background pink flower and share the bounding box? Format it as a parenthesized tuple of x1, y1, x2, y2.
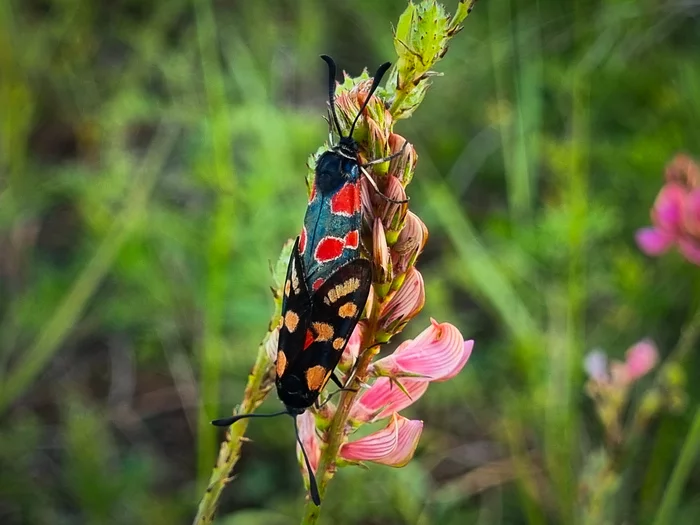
(624, 339, 659, 381)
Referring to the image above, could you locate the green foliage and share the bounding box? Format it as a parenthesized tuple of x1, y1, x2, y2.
(1, 0, 700, 524)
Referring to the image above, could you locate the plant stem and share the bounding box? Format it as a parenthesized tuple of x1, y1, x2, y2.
(192, 337, 274, 525)
(669, 302, 700, 365)
(652, 406, 700, 525)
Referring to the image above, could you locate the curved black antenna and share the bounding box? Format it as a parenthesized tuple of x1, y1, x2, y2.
(294, 415, 321, 506)
(211, 410, 289, 427)
(320, 55, 343, 139)
(348, 61, 392, 138)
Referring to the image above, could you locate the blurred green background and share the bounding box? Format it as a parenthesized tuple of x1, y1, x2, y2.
(2, 0, 700, 524)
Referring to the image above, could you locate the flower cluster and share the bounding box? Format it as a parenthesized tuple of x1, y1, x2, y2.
(297, 73, 473, 479)
(636, 154, 700, 265)
(584, 340, 659, 445)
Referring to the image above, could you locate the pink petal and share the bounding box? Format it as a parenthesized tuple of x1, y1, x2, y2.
(635, 227, 675, 256)
(679, 238, 700, 266)
(683, 189, 700, 237)
(373, 319, 472, 381)
(652, 184, 686, 232)
(351, 377, 430, 422)
(296, 411, 321, 475)
(380, 417, 423, 467)
(624, 339, 659, 381)
(340, 414, 423, 467)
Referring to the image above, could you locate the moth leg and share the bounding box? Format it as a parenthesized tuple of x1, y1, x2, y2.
(317, 387, 358, 409)
(361, 167, 410, 204)
(360, 140, 408, 168)
(330, 372, 344, 390)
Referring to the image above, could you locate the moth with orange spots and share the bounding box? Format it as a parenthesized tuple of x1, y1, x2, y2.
(211, 55, 403, 507)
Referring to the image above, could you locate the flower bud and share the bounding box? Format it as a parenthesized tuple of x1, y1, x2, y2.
(388, 133, 418, 186)
(377, 267, 425, 342)
(392, 211, 428, 278)
(373, 218, 392, 297)
(381, 175, 409, 244)
(665, 153, 700, 189)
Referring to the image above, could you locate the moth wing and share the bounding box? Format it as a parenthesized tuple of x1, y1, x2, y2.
(286, 258, 372, 394)
(277, 237, 313, 372)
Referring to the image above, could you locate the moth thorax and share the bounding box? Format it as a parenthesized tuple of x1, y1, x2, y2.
(315, 152, 356, 194)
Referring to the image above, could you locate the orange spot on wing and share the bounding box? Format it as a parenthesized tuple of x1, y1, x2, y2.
(276, 350, 287, 377)
(305, 365, 329, 391)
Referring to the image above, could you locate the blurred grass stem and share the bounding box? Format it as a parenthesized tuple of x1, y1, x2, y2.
(0, 126, 179, 413)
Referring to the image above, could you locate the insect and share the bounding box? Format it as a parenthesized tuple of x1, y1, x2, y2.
(212, 55, 398, 506)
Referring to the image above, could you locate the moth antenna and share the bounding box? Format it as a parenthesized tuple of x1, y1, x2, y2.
(294, 415, 321, 506)
(320, 55, 343, 139)
(211, 410, 289, 427)
(348, 61, 392, 138)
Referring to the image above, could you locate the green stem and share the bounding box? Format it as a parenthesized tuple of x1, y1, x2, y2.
(192, 337, 274, 524)
(652, 407, 700, 525)
(669, 302, 700, 365)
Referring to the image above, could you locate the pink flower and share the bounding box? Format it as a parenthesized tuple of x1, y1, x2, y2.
(340, 414, 423, 467)
(352, 320, 473, 422)
(624, 339, 659, 381)
(636, 154, 700, 266)
(372, 319, 473, 381)
(635, 184, 685, 256)
(296, 411, 322, 476)
(351, 377, 430, 422)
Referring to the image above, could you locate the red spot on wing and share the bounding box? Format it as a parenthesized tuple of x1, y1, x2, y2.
(315, 236, 344, 263)
(330, 183, 359, 216)
(312, 278, 324, 291)
(303, 329, 314, 350)
(299, 226, 307, 254)
(344, 230, 359, 250)
(309, 184, 317, 203)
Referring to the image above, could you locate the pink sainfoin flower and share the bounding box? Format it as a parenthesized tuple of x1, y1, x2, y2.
(624, 339, 659, 381)
(297, 411, 321, 476)
(339, 414, 423, 467)
(584, 340, 659, 388)
(636, 154, 700, 265)
(584, 340, 660, 446)
(351, 320, 473, 423)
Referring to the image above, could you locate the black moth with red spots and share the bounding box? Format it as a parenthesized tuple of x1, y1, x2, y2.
(211, 56, 394, 507)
